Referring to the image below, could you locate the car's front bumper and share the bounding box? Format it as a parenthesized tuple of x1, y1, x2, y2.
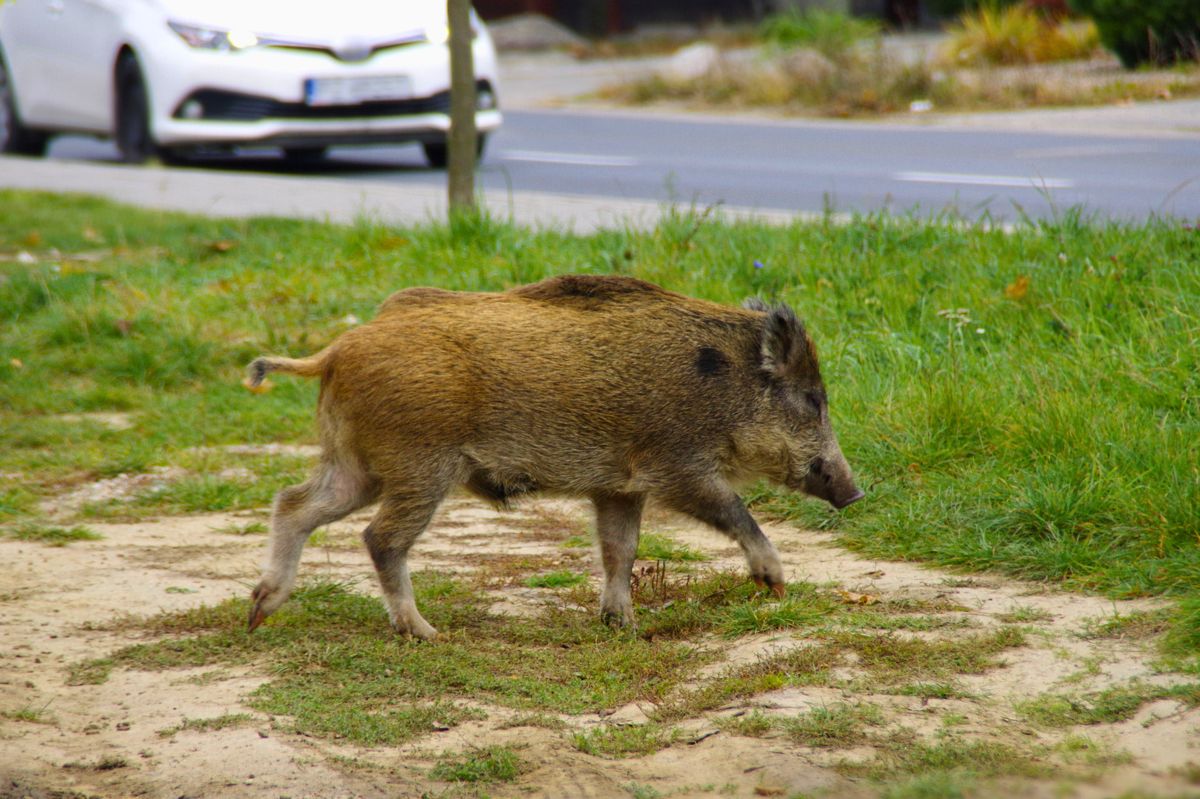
(140, 27, 500, 148)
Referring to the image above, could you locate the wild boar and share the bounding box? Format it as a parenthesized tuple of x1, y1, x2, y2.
(245, 275, 863, 639)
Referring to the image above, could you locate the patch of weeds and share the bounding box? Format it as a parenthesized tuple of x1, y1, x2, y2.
(1057, 734, 1133, 768)
(164, 586, 197, 594)
(214, 520, 268, 536)
(182, 670, 233, 686)
(0, 485, 36, 518)
(562, 534, 591, 549)
(637, 532, 709, 562)
(157, 713, 254, 738)
(429, 745, 524, 783)
(523, 570, 587, 589)
(780, 702, 884, 748)
(624, 783, 664, 799)
(497, 712, 567, 730)
(995, 605, 1053, 624)
(1016, 687, 1147, 727)
(892, 682, 971, 700)
(1080, 608, 1171, 641)
(660, 643, 842, 721)
(720, 587, 839, 637)
(572, 723, 678, 758)
(5, 523, 102, 546)
(847, 732, 1050, 781)
(1015, 683, 1200, 727)
(879, 770, 977, 799)
(66, 658, 113, 686)
(836, 627, 1026, 684)
(718, 709, 774, 737)
(2, 705, 54, 724)
(64, 755, 128, 771)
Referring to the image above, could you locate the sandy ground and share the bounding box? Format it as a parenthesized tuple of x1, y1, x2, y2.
(2, 483, 1199, 799)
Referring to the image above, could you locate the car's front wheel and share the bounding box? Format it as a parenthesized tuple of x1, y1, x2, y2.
(0, 50, 49, 156)
(422, 134, 487, 169)
(115, 54, 159, 164)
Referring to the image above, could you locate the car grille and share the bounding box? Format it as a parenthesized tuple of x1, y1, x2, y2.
(173, 82, 491, 122)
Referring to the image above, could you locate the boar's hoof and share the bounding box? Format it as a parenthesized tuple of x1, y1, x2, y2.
(392, 619, 438, 642)
(600, 608, 635, 630)
(752, 576, 788, 600)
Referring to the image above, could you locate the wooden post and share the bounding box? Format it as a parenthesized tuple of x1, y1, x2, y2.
(447, 0, 477, 212)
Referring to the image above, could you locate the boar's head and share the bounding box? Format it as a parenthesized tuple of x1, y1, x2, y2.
(737, 299, 864, 510)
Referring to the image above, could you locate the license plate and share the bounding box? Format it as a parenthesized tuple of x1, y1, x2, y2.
(303, 75, 412, 106)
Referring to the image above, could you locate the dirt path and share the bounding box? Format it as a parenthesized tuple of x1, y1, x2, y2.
(2, 495, 1196, 799)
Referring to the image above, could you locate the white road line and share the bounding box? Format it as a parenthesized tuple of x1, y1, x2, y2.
(893, 171, 1075, 189)
(500, 150, 638, 167)
(1013, 144, 1152, 159)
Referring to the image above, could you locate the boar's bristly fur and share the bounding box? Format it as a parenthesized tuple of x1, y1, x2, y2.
(246, 275, 863, 639)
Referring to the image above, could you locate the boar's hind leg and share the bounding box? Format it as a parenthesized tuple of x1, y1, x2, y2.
(594, 493, 646, 628)
(249, 462, 378, 631)
(363, 493, 443, 641)
(664, 481, 786, 598)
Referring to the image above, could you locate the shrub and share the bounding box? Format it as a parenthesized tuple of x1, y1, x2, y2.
(929, 0, 1020, 16)
(1069, 0, 1200, 66)
(942, 4, 1100, 65)
(760, 9, 881, 60)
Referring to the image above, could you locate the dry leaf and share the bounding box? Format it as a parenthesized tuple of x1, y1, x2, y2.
(243, 376, 273, 394)
(82, 226, 102, 242)
(9, 358, 24, 369)
(1005, 274, 1030, 300)
(22, 231, 41, 247)
(836, 589, 879, 605)
(209, 240, 236, 253)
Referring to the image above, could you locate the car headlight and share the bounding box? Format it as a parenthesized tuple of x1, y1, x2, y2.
(168, 21, 259, 51)
(423, 24, 449, 45)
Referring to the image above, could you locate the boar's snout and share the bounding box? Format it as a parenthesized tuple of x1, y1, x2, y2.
(802, 454, 865, 510)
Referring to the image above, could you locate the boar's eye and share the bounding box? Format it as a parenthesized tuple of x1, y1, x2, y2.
(804, 391, 823, 414)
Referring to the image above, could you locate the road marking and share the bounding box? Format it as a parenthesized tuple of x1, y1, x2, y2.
(893, 171, 1075, 189)
(1013, 144, 1152, 159)
(500, 150, 638, 167)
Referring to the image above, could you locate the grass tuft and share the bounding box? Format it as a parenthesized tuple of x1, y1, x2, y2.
(637, 532, 709, 562)
(429, 745, 524, 783)
(572, 723, 678, 758)
(5, 523, 102, 546)
(523, 570, 588, 589)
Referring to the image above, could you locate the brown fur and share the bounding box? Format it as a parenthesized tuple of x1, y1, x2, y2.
(246, 275, 862, 638)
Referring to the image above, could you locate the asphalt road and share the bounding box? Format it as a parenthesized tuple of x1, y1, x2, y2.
(48, 108, 1200, 222)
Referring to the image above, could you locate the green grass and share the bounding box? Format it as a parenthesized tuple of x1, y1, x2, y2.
(1015, 683, 1200, 727)
(4, 523, 102, 545)
(157, 713, 254, 738)
(637, 532, 709, 563)
(1, 706, 54, 724)
(2, 190, 1197, 648)
(572, 723, 678, 758)
(523, 570, 588, 589)
(429, 745, 524, 783)
(778, 702, 885, 747)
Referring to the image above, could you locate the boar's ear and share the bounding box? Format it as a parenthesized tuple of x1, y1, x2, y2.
(760, 304, 819, 380)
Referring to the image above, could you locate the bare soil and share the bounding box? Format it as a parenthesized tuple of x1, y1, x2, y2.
(2, 490, 1198, 799)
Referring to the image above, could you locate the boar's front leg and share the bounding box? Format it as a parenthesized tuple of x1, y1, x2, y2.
(593, 492, 646, 628)
(664, 481, 786, 598)
(363, 492, 443, 641)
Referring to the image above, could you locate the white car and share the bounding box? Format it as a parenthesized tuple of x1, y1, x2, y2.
(0, 0, 501, 166)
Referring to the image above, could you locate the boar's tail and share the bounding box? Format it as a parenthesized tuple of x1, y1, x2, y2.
(247, 347, 333, 387)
